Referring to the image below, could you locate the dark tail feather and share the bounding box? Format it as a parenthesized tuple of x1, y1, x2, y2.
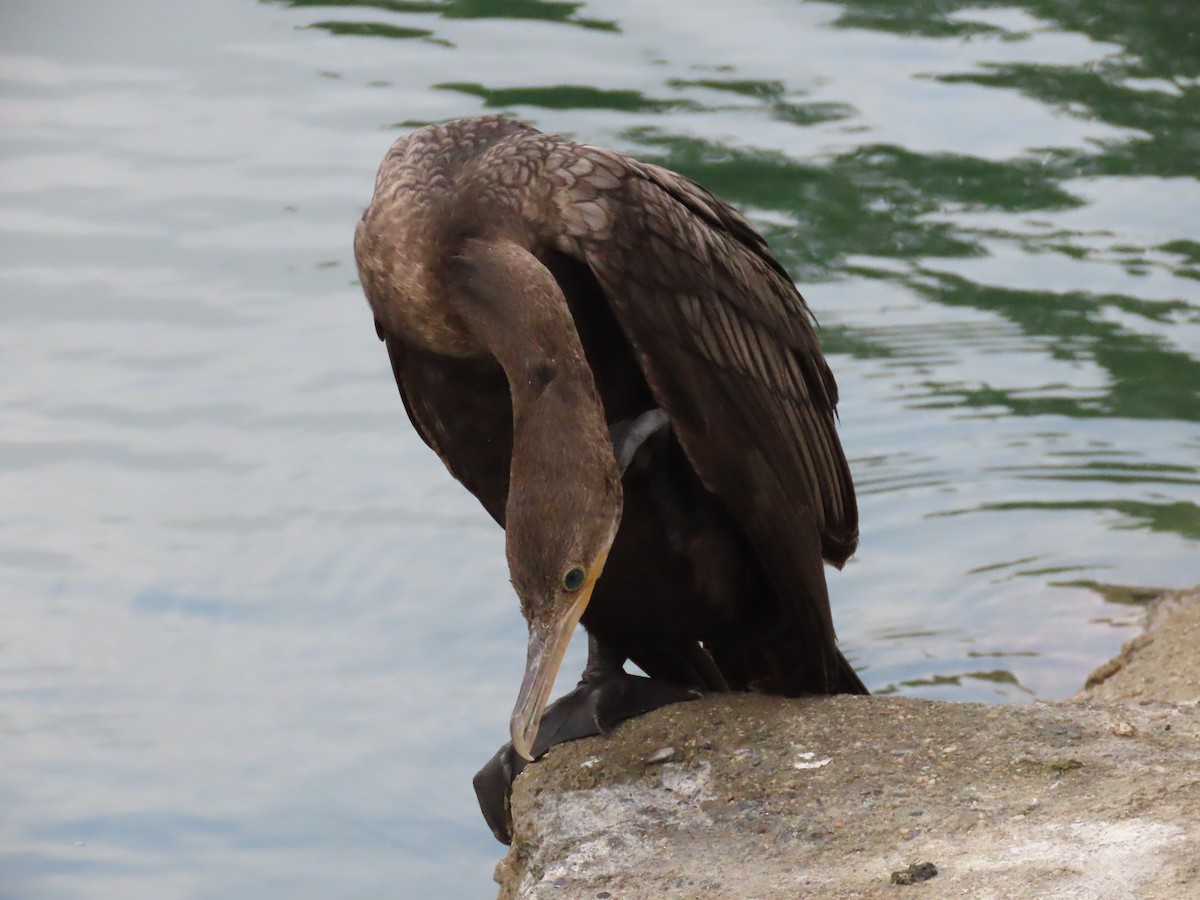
(833, 646, 869, 695)
(629, 639, 731, 693)
(708, 628, 869, 697)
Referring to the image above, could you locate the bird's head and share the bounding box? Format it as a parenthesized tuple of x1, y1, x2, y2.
(503, 382, 623, 761)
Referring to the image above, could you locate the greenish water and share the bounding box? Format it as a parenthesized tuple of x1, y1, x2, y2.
(1, 0, 1197, 896)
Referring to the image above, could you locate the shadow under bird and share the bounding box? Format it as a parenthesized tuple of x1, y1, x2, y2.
(353, 116, 867, 843)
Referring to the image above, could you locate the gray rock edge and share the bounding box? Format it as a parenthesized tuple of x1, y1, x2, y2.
(498, 587, 1200, 899)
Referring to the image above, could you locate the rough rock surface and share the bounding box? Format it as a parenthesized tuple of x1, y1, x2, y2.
(1078, 588, 1200, 705)
(496, 588, 1200, 899)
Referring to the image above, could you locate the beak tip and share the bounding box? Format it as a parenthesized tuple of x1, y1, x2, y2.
(510, 722, 537, 763)
(509, 587, 595, 771)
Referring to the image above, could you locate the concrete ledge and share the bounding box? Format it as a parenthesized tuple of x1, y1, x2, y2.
(1077, 588, 1200, 705)
(496, 589, 1200, 898)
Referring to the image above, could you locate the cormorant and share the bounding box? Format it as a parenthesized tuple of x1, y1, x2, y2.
(353, 116, 866, 843)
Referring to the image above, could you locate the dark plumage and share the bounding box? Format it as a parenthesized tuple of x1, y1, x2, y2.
(354, 116, 866, 792)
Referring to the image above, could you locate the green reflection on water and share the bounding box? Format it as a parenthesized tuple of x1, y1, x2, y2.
(832, 0, 1199, 80)
(620, 132, 1093, 278)
(938, 65, 1197, 180)
(622, 134, 976, 276)
(835, 0, 1199, 181)
(1053, 581, 1166, 606)
(309, 20, 450, 43)
(288, 0, 1199, 613)
(298, 0, 1200, 553)
(434, 83, 696, 113)
(951, 500, 1200, 541)
(911, 275, 1200, 422)
(875, 669, 1033, 694)
(667, 78, 858, 126)
(271, 0, 618, 32)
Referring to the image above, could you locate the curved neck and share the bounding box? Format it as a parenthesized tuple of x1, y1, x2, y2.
(447, 237, 620, 524)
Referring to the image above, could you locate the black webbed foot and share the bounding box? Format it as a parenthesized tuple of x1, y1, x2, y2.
(588, 667, 702, 734)
(473, 638, 700, 844)
(475, 420, 702, 843)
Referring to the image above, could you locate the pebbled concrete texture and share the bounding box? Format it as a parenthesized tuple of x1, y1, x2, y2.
(496, 588, 1200, 899)
(1077, 588, 1200, 706)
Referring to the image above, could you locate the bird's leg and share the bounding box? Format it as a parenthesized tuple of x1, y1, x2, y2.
(579, 634, 702, 733)
(609, 408, 670, 475)
(473, 633, 699, 844)
(610, 408, 693, 552)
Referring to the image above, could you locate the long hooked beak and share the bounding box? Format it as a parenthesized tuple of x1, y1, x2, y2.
(508, 559, 605, 762)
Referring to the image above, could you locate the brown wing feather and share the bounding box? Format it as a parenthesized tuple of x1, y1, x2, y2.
(381, 331, 513, 527)
(569, 154, 857, 557)
(357, 118, 859, 690)
(561, 149, 858, 676)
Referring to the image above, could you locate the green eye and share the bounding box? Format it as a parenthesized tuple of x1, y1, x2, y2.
(562, 566, 586, 592)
